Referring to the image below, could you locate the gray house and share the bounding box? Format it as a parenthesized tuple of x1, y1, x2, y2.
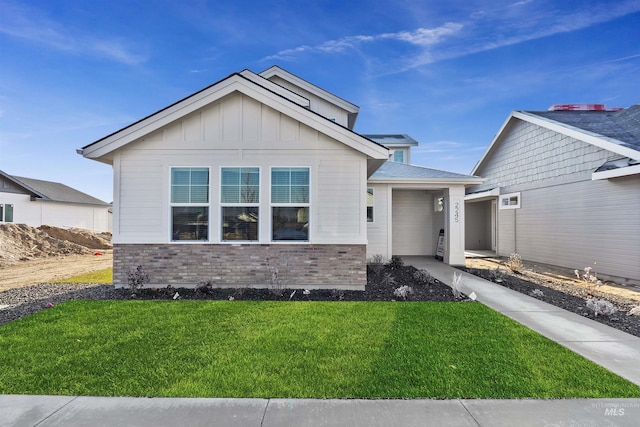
(465, 104, 640, 285)
(0, 170, 111, 232)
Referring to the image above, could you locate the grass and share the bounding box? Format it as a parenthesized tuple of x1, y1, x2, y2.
(1, 300, 639, 398)
(55, 268, 112, 284)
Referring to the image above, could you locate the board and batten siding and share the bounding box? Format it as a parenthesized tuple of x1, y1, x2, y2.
(112, 91, 368, 245)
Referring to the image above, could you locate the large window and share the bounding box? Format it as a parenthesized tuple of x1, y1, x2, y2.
(367, 188, 374, 222)
(221, 167, 259, 241)
(271, 167, 309, 241)
(0, 204, 13, 222)
(171, 167, 209, 241)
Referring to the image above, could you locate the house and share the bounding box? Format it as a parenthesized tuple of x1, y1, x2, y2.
(0, 170, 111, 232)
(79, 66, 482, 289)
(465, 103, 640, 285)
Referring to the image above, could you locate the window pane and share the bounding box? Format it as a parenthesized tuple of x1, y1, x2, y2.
(393, 150, 404, 163)
(171, 168, 190, 185)
(4, 204, 12, 222)
(172, 186, 189, 203)
(272, 207, 308, 241)
(367, 206, 374, 223)
(367, 188, 374, 205)
(271, 186, 290, 203)
(190, 185, 209, 203)
(172, 207, 208, 241)
(221, 186, 239, 203)
(290, 169, 309, 185)
(221, 169, 239, 185)
(245, 170, 259, 186)
(191, 169, 209, 185)
(290, 186, 309, 203)
(0, 205, 3, 222)
(240, 185, 259, 203)
(271, 169, 290, 185)
(222, 207, 259, 241)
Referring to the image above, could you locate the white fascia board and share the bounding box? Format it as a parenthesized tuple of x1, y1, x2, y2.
(465, 188, 500, 201)
(367, 177, 485, 187)
(259, 66, 359, 113)
(239, 69, 310, 108)
(592, 164, 640, 180)
(514, 111, 640, 161)
(83, 74, 388, 161)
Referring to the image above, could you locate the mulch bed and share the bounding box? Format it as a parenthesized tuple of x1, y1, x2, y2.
(130, 263, 459, 302)
(461, 267, 640, 338)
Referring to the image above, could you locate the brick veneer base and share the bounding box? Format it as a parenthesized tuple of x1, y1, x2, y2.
(113, 244, 366, 290)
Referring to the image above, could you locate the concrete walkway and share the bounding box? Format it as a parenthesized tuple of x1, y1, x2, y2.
(403, 256, 640, 386)
(3, 259, 640, 426)
(3, 395, 640, 426)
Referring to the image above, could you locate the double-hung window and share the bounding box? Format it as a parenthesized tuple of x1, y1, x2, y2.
(367, 188, 374, 222)
(271, 167, 309, 241)
(221, 167, 259, 241)
(171, 167, 209, 241)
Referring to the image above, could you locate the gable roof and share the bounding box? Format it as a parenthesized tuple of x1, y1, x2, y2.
(369, 161, 484, 185)
(258, 66, 360, 128)
(473, 104, 640, 176)
(0, 170, 109, 206)
(79, 69, 388, 176)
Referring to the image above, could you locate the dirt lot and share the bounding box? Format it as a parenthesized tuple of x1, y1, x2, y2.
(0, 224, 112, 291)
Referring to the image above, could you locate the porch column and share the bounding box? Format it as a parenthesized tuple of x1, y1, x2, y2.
(444, 186, 465, 266)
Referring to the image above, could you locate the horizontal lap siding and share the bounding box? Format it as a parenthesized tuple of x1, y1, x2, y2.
(366, 184, 389, 259)
(513, 177, 640, 282)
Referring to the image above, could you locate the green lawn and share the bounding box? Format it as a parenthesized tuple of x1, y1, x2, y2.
(1, 300, 639, 398)
(55, 268, 113, 284)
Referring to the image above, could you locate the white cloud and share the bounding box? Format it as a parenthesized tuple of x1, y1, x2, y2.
(0, 0, 147, 65)
(264, 23, 463, 61)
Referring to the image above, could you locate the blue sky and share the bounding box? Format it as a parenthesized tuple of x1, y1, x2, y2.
(1, 0, 639, 203)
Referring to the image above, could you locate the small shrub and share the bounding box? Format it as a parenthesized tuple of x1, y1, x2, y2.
(505, 253, 523, 273)
(196, 281, 213, 295)
(388, 255, 404, 269)
(413, 269, 432, 284)
(628, 306, 640, 317)
(367, 254, 386, 274)
(393, 285, 413, 300)
(331, 289, 345, 301)
(381, 273, 397, 287)
(451, 272, 463, 299)
(529, 288, 544, 298)
(586, 299, 617, 317)
(127, 265, 149, 293)
(574, 266, 602, 286)
(490, 267, 508, 283)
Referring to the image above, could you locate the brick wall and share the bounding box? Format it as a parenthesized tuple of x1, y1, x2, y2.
(113, 244, 366, 289)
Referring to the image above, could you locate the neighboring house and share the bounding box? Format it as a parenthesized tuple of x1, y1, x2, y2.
(0, 170, 111, 232)
(465, 103, 640, 285)
(80, 66, 482, 289)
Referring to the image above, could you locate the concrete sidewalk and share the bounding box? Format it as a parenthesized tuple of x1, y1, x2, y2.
(3, 395, 640, 427)
(403, 256, 640, 387)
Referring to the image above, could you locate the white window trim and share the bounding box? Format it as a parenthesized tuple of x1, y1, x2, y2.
(499, 192, 521, 209)
(366, 187, 374, 223)
(220, 166, 261, 243)
(169, 166, 211, 243)
(270, 166, 311, 243)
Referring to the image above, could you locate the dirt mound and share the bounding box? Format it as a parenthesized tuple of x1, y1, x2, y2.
(0, 224, 112, 267)
(39, 225, 112, 250)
